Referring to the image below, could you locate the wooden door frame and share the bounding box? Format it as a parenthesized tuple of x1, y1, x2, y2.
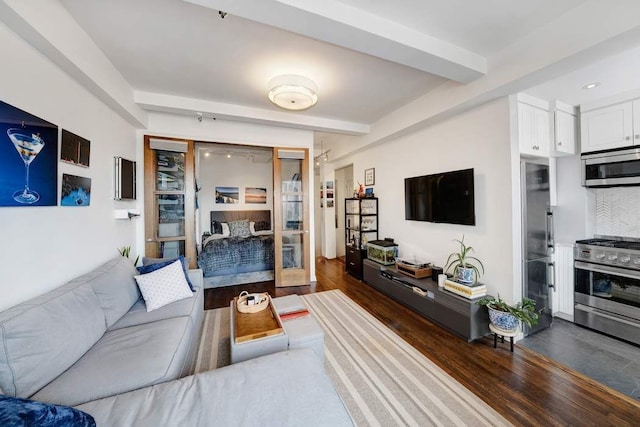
(273, 147, 310, 286)
(143, 135, 196, 268)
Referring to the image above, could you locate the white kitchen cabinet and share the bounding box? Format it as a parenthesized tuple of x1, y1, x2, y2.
(518, 101, 550, 157)
(552, 109, 576, 156)
(580, 101, 633, 153)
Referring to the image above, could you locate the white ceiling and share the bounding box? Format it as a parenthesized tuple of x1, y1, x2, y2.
(57, 0, 640, 138)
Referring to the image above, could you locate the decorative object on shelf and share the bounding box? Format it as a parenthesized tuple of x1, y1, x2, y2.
(396, 258, 432, 279)
(364, 168, 375, 186)
(475, 294, 538, 334)
(365, 187, 374, 197)
(367, 240, 398, 265)
(236, 291, 270, 314)
(444, 235, 484, 284)
(267, 74, 318, 110)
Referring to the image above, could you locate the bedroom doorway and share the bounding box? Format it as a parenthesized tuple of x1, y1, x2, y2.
(143, 136, 197, 267)
(273, 147, 310, 287)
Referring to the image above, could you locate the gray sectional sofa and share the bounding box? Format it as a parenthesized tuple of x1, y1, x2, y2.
(0, 256, 353, 426)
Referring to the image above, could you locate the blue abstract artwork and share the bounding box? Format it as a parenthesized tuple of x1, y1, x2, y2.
(61, 174, 91, 206)
(0, 100, 58, 207)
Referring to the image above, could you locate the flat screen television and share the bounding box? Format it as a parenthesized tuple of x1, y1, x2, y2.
(114, 156, 136, 200)
(405, 168, 475, 226)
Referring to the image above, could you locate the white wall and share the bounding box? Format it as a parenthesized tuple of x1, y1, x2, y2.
(198, 152, 273, 234)
(0, 23, 138, 310)
(328, 97, 516, 299)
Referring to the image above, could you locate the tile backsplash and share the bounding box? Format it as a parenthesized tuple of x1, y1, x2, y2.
(596, 187, 640, 238)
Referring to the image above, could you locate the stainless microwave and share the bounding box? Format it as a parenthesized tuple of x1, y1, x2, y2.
(582, 147, 640, 187)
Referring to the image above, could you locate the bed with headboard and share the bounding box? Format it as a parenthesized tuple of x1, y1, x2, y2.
(197, 210, 274, 288)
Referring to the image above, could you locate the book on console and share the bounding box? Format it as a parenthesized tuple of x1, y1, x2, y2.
(445, 278, 486, 288)
(444, 285, 487, 299)
(444, 280, 486, 299)
(280, 309, 310, 321)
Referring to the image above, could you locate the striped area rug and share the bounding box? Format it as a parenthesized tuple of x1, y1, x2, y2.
(195, 290, 511, 426)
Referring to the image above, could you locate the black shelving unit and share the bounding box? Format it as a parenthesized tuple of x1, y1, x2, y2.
(345, 197, 378, 279)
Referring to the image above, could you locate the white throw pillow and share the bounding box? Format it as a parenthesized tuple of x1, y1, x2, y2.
(134, 260, 193, 312)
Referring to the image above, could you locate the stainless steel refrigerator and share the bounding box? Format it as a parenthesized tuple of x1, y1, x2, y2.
(521, 161, 554, 335)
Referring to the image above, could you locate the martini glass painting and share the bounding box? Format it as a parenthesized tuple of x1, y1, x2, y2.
(7, 128, 45, 204)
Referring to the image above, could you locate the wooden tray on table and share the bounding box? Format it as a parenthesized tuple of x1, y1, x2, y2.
(233, 296, 284, 344)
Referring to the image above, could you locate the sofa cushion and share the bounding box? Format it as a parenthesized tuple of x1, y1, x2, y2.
(134, 261, 194, 312)
(81, 256, 141, 328)
(0, 395, 96, 427)
(32, 316, 194, 407)
(76, 349, 353, 427)
(0, 283, 106, 398)
(108, 285, 203, 331)
(137, 256, 195, 291)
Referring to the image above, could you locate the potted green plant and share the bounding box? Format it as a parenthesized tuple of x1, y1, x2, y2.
(118, 246, 139, 266)
(444, 236, 484, 284)
(476, 294, 538, 333)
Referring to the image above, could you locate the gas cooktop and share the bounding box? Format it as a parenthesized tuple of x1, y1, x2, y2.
(576, 238, 640, 251)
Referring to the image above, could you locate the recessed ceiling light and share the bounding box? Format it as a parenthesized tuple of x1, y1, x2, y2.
(204, 152, 210, 157)
(227, 153, 231, 159)
(582, 82, 600, 90)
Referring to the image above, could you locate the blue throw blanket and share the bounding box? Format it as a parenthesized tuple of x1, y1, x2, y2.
(0, 395, 96, 427)
(197, 236, 274, 277)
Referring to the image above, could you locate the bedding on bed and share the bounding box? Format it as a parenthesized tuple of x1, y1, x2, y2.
(197, 235, 274, 277)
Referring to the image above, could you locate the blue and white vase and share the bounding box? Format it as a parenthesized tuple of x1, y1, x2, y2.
(488, 306, 519, 333)
(456, 266, 475, 284)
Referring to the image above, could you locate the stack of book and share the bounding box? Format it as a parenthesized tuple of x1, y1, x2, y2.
(443, 279, 487, 299)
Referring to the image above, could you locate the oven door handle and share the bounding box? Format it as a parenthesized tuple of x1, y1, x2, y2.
(574, 260, 640, 280)
(575, 304, 640, 328)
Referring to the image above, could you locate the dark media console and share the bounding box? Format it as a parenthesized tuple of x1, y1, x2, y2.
(363, 260, 490, 342)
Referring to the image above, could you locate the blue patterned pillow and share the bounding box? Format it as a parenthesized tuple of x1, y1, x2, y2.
(136, 255, 195, 291)
(0, 395, 96, 427)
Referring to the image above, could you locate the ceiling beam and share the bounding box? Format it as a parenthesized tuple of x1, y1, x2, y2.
(184, 0, 486, 83)
(135, 91, 370, 135)
(0, 0, 148, 128)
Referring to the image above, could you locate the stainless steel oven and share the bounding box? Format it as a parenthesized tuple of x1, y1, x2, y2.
(582, 147, 640, 187)
(574, 239, 640, 345)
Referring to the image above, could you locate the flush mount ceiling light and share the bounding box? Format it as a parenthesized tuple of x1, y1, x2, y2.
(268, 75, 318, 110)
(582, 82, 601, 90)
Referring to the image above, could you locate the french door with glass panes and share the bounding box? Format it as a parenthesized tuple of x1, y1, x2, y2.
(273, 148, 310, 287)
(143, 136, 196, 267)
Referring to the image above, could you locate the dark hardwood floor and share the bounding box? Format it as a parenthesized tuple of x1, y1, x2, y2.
(205, 257, 640, 425)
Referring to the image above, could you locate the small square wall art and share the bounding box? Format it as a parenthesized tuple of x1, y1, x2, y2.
(61, 174, 91, 206)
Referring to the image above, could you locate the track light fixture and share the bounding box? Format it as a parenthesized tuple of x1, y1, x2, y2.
(196, 112, 203, 122)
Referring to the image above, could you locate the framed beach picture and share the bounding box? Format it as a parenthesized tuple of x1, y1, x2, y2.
(60, 129, 90, 167)
(0, 100, 58, 207)
(215, 186, 239, 204)
(245, 187, 267, 204)
(61, 174, 91, 206)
